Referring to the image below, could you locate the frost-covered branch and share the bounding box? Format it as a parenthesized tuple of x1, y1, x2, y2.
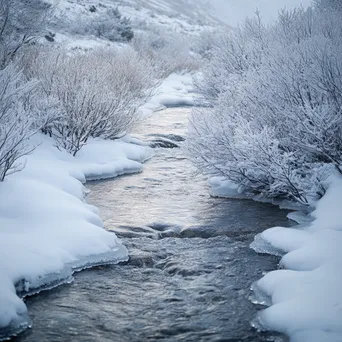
(187, 0, 342, 204)
(0, 0, 51, 68)
(0, 64, 37, 181)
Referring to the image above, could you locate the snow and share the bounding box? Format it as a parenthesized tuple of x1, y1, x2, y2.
(0, 133, 153, 338)
(250, 175, 342, 342)
(140, 73, 197, 116)
(209, 176, 246, 199)
(47, 0, 220, 47)
(208, 177, 310, 212)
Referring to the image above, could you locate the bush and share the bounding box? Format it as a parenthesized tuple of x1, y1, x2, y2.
(187, 3, 342, 205)
(0, 64, 37, 181)
(131, 29, 200, 78)
(62, 6, 134, 43)
(26, 47, 157, 156)
(0, 0, 51, 68)
(0, 0, 51, 181)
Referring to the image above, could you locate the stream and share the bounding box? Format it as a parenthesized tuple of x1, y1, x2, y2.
(16, 108, 292, 342)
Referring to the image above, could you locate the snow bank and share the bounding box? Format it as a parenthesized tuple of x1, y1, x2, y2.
(209, 176, 248, 199)
(140, 73, 197, 116)
(0, 134, 153, 339)
(251, 175, 342, 342)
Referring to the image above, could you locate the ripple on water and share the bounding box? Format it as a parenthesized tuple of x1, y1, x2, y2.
(16, 108, 291, 342)
(17, 237, 287, 342)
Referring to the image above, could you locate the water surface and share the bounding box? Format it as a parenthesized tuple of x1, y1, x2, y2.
(16, 108, 291, 342)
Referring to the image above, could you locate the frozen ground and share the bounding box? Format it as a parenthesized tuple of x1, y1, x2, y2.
(250, 175, 342, 342)
(0, 134, 153, 339)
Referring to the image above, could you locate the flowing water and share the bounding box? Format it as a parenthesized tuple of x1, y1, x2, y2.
(16, 108, 292, 342)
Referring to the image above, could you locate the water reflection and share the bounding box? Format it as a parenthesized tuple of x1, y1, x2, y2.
(16, 108, 291, 342)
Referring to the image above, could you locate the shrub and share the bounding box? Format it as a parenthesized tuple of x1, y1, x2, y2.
(187, 3, 342, 205)
(0, 64, 37, 181)
(26, 47, 157, 156)
(61, 6, 134, 43)
(0, 0, 51, 68)
(131, 29, 200, 77)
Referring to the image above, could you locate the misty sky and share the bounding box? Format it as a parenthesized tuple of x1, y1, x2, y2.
(212, 0, 312, 26)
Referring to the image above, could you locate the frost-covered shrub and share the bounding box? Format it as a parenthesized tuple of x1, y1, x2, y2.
(0, 0, 51, 180)
(0, 64, 37, 181)
(187, 2, 342, 205)
(190, 29, 221, 60)
(90, 8, 134, 42)
(131, 29, 200, 77)
(63, 6, 134, 42)
(26, 47, 157, 156)
(194, 14, 269, 106)
(0, 0, 51, 68)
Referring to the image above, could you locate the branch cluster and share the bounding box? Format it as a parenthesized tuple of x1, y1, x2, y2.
(187, 1, 342, 204)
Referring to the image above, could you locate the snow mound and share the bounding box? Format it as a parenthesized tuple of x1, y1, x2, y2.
(140, 73, 197, 116)
(208, 176, 247, 199)
(250, 176, 342, 342)
(0, 134, 153, 339)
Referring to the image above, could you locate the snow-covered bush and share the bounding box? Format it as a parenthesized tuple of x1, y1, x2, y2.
(0, 0, 51, 181)
(194, 14, 269, 106)
(62, 6, 134, 43)
(0, 64, 38, 181)
(26, 47, 157, 156)
(187, 2, 342, 205)
(0, 0, 51, 68)
(190, 29, 221, 60)
(131, 29, 200, 77)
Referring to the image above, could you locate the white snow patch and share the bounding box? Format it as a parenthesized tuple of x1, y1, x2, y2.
(250, 175, 342, 341)
(208, 176, 245, 198)
(140, 73, 197, 116)
(0, 133, 153, 338)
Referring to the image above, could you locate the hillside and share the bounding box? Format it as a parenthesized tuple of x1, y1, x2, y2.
(46, 0, 225, 48)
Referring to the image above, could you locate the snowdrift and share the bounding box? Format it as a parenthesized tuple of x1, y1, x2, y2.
(0, 134, 153, 339)
(251, 176, 342, 342)
(140, 73, 197, 116)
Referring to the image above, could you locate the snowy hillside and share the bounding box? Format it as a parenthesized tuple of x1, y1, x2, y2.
(48, 0, 223, 45)
(116, 0, 222, 29)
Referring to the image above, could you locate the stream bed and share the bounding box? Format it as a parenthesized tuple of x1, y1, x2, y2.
(16, 108, 292, 342)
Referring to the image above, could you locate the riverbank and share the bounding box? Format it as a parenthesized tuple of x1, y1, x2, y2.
(0, 71, 197, 340)
(0, 69, 197, 339)
(209, 173, 342, 341)
(0, 133, 153, 340)
(15, 107, 292, 342)
(250, 175, 342, 342)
